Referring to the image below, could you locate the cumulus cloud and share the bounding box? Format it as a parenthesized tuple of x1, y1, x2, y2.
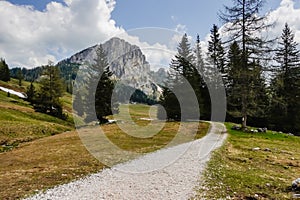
(200, 0, 300, 58)
(0, 0, 124, 68)
(267, 0, 300, 43)
(0, 0, 181, 71)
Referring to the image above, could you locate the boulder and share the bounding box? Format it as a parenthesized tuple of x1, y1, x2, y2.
(231, 125, 241, 130)
(252, 147, 260, 151)
(292, 178, 300, 190)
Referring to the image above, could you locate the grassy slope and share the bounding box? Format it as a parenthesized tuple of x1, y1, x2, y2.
(0, 101, 209, 199)
(0, 79, 74, 152)
(195, 122, 300, 200)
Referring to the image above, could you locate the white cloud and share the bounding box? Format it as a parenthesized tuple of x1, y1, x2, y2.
(175, 24, 187, 34)
(267, 0, 300, 43)
(200, 0, 300, 59)
(0, 0, 124, 68)
(0, 0, 180, 71)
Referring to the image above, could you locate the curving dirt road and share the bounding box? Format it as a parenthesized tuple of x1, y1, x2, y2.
(25, 122, 227, 200)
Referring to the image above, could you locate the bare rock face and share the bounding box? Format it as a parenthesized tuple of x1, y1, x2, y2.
(65, 37, 161, 96)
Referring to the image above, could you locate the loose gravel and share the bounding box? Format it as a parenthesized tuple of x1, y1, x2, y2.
(25, 122, 227, 200)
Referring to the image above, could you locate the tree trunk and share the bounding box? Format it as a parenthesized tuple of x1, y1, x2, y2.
(242, 115, 247, 129)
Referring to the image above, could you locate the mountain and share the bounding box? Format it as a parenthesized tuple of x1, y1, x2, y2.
(59, 37, 166, 99)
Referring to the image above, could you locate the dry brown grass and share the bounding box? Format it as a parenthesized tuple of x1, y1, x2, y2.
(0, 131, 104, 199)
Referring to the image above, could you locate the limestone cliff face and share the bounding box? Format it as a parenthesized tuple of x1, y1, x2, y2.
(64, 37, 161, 96)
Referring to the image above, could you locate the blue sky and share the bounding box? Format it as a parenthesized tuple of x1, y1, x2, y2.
(1, 0, 300, 69)
(112, 0, 282, 38)
(7, 0, 282, 39)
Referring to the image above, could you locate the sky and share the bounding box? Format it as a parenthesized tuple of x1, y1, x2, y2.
(1, 0, 300, 70)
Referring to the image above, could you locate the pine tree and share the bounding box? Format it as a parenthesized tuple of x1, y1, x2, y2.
(226, 41, 243, 121)
(84, 45, 118, 123)
(269, 23, 300, 133)
(195, 34, 211, 119)
(73, 91, 84, 117)
(34, 63, 65, 119)
(26, 82, 36, 104)
(248, 59, 269, 126)
(220, 0, 273, 128)
(158, 34, 201, 121)
(207, 24, 226, 75)
(17, 68, 23, 86)
(0, 58, 10, 82)
(274, 23, 300, 75)
(226, 41, 269, 126)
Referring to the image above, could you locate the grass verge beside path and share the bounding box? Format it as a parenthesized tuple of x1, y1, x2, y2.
(195, 122, 300, 200)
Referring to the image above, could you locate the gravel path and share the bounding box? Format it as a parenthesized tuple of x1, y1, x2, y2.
(25, 122, 227, 200)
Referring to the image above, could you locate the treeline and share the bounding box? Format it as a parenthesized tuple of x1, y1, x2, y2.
(159, 0, 300, 135)
(10, 62, 79, 93)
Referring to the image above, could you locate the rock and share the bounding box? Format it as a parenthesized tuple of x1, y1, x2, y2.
(257, 127, 267, 133)
(252, 147, 260, 151)
(59, 37, 162, 99)
(264, 148, 271, 152)
(232, 125, 241, 130)
(292, 178, 300, 190)
(288, 133, 294, 136)
(257, 128, 263, 132)
(263, 127, 268, 132)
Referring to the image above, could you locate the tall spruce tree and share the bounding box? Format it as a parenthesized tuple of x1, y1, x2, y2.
(26, 82, 36, 104)
(226, 41, 269, 126)
(226, 41, 243, 121)
(17, 68, 23, 86)
(195, 34, 211, 119)
(0, 58, 10, 82)
(84, 45, 118, 123)
(34, 63, 65, 118)
(248, 59, 269, 126)
(207, 24, 226, 75)
(158, 34, 202, 121)
(220, 0, 272, 128)
(270, 23, 300, 133)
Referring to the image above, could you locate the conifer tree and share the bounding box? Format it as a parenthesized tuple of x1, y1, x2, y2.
(207, 24, 226, 75)
(270, 23, 300, 133)
(26, 82, 36, 104)
(34, 63, 65, 118)
(84, 45, 118, 123)
(158, 34, 202, 121)
(0, 58, 10, 82)
(73, 91, 84, 117)
(17, 68, 23, 86)
(195, 34, 211, 119)
(220, 0, 272, 128)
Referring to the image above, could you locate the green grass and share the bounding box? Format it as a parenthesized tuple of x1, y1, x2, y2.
(0, 78, 31, 92)
(195, 122, 300, 200)
(0, 79, 74, 152)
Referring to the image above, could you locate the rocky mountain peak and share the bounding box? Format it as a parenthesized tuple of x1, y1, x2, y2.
(61, 37, 165, 98)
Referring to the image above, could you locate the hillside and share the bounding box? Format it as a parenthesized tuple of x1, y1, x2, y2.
(0, 79, 75, 152)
